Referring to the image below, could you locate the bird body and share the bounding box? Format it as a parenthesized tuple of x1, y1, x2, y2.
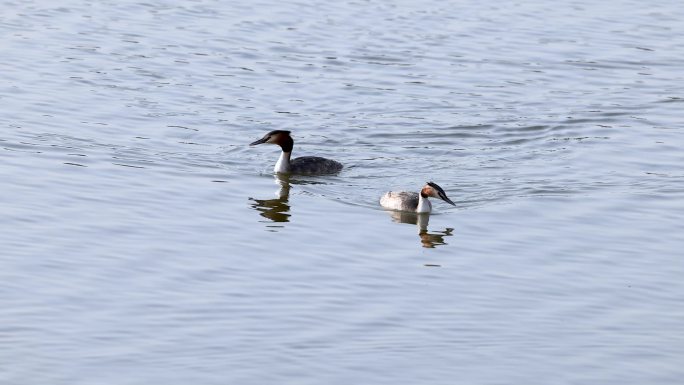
(380, 182, 455, 213)
(250, 130, 342, 175)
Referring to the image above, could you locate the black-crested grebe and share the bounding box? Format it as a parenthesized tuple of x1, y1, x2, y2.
(380, 182, 455, 213)
(250, 130, 343, 175)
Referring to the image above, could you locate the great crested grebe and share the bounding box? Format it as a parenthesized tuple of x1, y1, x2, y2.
(250, 130, 343, 175)
(380, 182, 455, 213)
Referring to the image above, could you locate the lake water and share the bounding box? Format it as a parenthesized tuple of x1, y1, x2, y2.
(2, 1, 683, 384)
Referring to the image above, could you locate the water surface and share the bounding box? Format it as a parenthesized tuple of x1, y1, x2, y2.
(2, 1, 683, 384)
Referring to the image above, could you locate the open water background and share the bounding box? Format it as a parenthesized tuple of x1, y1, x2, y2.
(1, 1, 683, 384)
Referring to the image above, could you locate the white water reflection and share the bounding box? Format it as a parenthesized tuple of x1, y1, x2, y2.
(386, 211, 455, 248)
(249, 174, 292, 227)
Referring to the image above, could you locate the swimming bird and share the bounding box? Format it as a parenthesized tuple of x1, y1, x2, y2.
(250, 130, 343, 175)
(380, 182, 455, 213)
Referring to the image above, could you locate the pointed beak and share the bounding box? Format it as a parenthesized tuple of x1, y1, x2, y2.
(250, 137, 267, 146)
(440, 194, 456, 206)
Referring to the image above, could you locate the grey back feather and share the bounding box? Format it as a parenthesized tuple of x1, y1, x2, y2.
(290, 156, 343, 175)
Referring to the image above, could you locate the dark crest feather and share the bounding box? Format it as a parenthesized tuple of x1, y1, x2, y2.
(427, 181, 445, 195)
(267, 130, 291, 136)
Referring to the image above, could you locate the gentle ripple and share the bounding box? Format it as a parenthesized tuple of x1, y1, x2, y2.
(2, 0, 684, 384)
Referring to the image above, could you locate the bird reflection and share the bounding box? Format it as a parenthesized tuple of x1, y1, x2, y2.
(249, 174, 292, 225)
(387, 211, 454, 248)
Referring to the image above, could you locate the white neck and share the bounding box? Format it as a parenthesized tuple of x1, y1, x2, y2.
(416, 194, 432, 213)
(274, 151, 291, 173)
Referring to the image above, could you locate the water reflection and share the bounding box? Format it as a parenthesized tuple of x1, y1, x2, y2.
(249, 174, 291, 227)
(387, 211, 454, 248)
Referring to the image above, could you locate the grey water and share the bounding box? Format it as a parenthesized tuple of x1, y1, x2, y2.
(2, 0, 683, 384)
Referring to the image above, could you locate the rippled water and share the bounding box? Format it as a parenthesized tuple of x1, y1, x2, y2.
(2, 1, 684, 384)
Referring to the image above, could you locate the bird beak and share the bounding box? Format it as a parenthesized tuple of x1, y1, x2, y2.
(250, 137, 268, 146)
(440, 193, 456, 206)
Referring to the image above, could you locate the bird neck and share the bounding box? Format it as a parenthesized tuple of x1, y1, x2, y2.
(416, 194, 432, 213)
(274, 150, 291, 173)
(279, 136, 294, 153)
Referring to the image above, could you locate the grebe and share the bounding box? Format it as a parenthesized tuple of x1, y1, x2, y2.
(380, 182, 455, 213)
(250, 130, 343, 175)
